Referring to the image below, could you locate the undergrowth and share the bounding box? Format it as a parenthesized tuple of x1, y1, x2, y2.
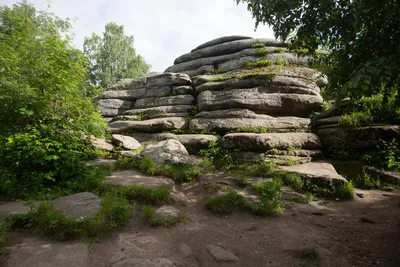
(143, 206, 184, 227)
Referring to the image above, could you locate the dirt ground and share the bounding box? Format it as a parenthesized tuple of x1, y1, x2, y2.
(1, 174, 400, 267)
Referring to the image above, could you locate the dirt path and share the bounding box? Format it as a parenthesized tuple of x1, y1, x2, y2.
(2, 182, 400, 267)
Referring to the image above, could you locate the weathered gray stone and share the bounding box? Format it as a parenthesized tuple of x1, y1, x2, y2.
(98, 107, 129, 117)
(124, 105, 193, 116)
(112, 258, 175, 267)
(312, 116, 342, 127)
(195, 75, 320, 95)
(184, 65, 215, 77)
(205, 244, 239, 262)
(109, 73, 191, 90)
(166, 47, 290, 74)
(0, 201, 40, 220)
(189, 117, 311, 133)
(122, 133, 217, 152)
(51, 192, 102, 221)
(221, 133, 322, 152)
(314, 125, 400, 150)
(191, 35, 253, 52)
(112, 134, 142, 150)
(141, 139, 193, 165)
(154, 206, 182, 221)
(7, 236, 89, 267)
(89, 137, 114, 151)
(279, 161, 348, 183)
(174, 38, 285, 64)
(218, 53, 310, 72)
(134, 95, 195, 109)
(108, 117, 189, 134)
(197, 89, 323, 117)
(118, 150, 143, 160)
(104, 170, 174, 189)
(97, 89, 146, 100)
(95, 99, 135, 109)
(172, 85, 194, 95)
(193, 66, 321, 87)
(170, 191, 191, 206)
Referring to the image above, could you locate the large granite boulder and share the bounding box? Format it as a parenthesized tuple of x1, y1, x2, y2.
(141, 139, 193, 165)
(51, 193, 102, 221)
(134, 95, 195, 109)
(111, 134, 142, 150)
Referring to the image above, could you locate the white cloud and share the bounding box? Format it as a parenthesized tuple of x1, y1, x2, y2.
(3, 0, 274, 71)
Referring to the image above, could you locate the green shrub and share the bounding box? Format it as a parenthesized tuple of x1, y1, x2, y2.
(339, 111, 373, 127)
(0, 220, 10, 247)
(138, 157, 157, 175)
(142, 205, 184, 227)
(98, 185, 170, 205)
(377, 139, 400, 171)
(251, 43, 266, 48)
(252, 48, 270, 57)
(205, 191, 246, 214)
(13, 195, 132, 240)
(251, 180, 284, 217)
(159, 163, 201, 183)
(354, 171, 381, 189)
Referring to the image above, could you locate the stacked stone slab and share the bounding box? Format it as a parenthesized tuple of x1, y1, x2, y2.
(96, 73, 195, 133)
(164, 36, 326, 164)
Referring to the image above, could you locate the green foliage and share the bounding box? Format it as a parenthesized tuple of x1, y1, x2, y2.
(230, 161, 276, 178)
(235, 178, 250, 188)
(230, 126, 273, 133)
(142, 206, 184, 227)
(298, 248, 321, 267)
(339, 112, 373, 127)
(274, 48, 285, 54)
(138, 157, 157, 175)
(209, 76, 233, 82)
(236, 0, 400, 103)
(13, 195, 132, 240)
(252, 48, 270, 57)
(251, 180, 284, 217)
(0, 128, 109, 200)
(251, 43, 266, 48)
(244, 59, 273, 68)
(0, 1, 105, 137)
(167, 129, 217, 135)
(0, 220, 10, 247)
(377, 139, 400, 171)
(159, 164, 201, 183)
(354, 170, 381, 190)
(205, 191, 246, 214)
(205, 184, 231, 193)
(83, 22, 150, 89)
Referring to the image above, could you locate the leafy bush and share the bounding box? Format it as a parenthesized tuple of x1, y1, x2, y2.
(159, 164, 201, 183)
(205, 191, 246, 214)
(0, 127, 107, 200)
(377, 139, 400, 171)
(251, 180, 284, 216)
(339, 112, 373, 128)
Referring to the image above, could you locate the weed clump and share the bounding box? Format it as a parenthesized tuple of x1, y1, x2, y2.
(251, 43, 266, 48)
(244, 60, 273, 68)
(205, 191, 246, 214)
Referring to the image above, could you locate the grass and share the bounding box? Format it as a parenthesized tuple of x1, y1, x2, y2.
(0, 220, 10, 247)
(205, 191, 246, 214)
(11, 195, 132, 240)
(209, 76, 233, 82)
(244, 59, 273, 68)
(143, 206, 184, 227)
(353, 170, 381, 189)
(235, 178, 250, 188)
(274, 48, 285, 54)
(339, 111, 373, 128)
(252, 48, 270, 57)
(251, 43, 266, 48)
(298, 247, 321, 267)
(229, 126, 273, 133)
(204, 184, 231, 193)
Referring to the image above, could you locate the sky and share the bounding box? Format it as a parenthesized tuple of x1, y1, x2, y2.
(3, 0, 275, 72)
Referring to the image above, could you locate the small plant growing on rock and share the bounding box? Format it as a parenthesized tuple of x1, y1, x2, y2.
(252, 48, 270, 57)
(209, 76, 233, 82)
(251, 43, 266, 48)
(244, 59, 273, 68)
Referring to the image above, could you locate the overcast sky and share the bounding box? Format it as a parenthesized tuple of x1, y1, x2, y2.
(3, 0, 274, 72)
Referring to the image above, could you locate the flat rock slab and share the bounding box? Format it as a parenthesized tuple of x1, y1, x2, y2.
(112, 258, 175, 267)
(279, 161, 348, 183)
(205, 244, 239, 262)
(0, 201, 40, 220)
(6, 236, 88, 267)
(51, 192, 102, 221)
(108, 117, 189, 134)
(155, 206, 182, 221)
(221, 133, 322, 152)
(112, 134, 142, 150)
(104, 170, 174, 189)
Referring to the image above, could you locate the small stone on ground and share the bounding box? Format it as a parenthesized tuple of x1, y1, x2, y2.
(205, 244, 239, 262)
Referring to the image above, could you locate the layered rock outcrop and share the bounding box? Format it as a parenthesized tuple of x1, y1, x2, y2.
(96, 36, 328, 163)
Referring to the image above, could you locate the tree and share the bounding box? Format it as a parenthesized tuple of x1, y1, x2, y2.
(0, 0, 105, 136)
(83, 22, 150, 89)
(235, 0, 400, 102)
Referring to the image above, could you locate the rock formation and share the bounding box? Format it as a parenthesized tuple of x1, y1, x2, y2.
(96, 35, 329, 165)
